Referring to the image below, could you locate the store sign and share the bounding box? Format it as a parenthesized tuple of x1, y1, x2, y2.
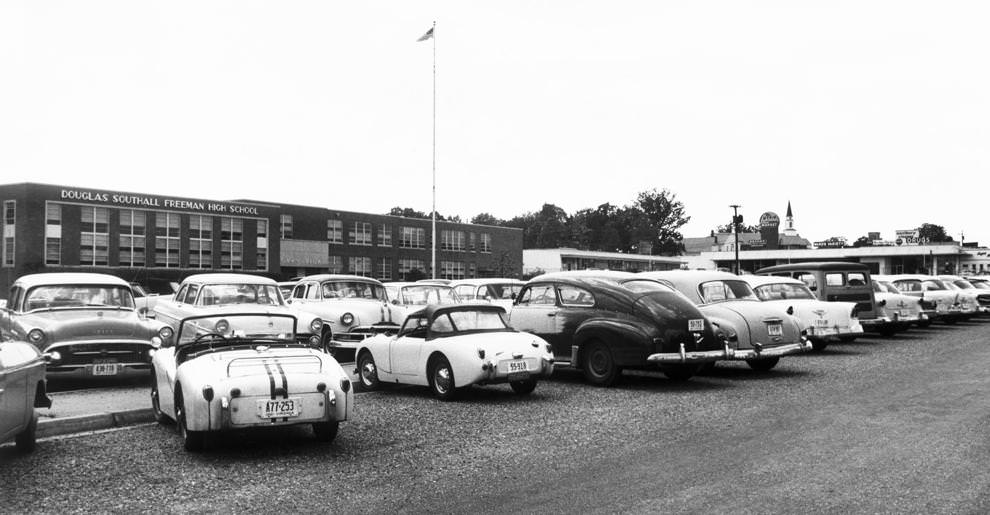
(814, 240, 846, 249)
(59, 188, 262, 216)
(759, 212, 780, 228)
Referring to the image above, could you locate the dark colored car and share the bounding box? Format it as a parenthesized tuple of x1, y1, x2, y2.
(508, 271, 729, 385)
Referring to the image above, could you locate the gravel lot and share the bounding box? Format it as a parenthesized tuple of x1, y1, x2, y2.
(2, 320, 990, 514)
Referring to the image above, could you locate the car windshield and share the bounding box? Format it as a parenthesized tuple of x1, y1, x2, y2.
(754, 282, 816, 301)
(877, 281, 901, 294)
(698, 280, 759, 303)
(923, 280, 948, 291)
(431, 309, 509, 335)
(480, 283, 521, 300)
(177, 314, 297, 346)
(621, 279, 677, 294)
(970, 281, 990, 290)
(951, 280, 975, 289)
(893, 280, 923, 292)
(321, 281, 386, 300)
(24, 285, 136, 311)
(197, 284, 282, 306)
(400, 285, 459, 305)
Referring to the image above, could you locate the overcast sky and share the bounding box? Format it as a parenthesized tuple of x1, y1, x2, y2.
(2, 1, 987, 246)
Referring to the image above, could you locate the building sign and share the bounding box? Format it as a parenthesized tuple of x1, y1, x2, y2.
(745, 239, 766, 248)
(759, 212, 780, 229)
(59, 188, 263, 216)
(814, 238, 846, 249)
(280, 240, 330, 267)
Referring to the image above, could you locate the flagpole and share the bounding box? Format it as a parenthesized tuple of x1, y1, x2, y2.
(430, 20, 437, 279)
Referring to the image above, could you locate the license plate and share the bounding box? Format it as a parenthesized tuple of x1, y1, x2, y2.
(814, 319, 829, 327)
(767, 323, 783, 336)
(688, 319, 704, 332)
(507, 360, 528, 373)
(92, 361, 119, 376)
(257, 398, 301, 419)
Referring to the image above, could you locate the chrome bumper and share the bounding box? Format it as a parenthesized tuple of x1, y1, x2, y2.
(730, 338, 812, 360)
(646, 343, 733, 364)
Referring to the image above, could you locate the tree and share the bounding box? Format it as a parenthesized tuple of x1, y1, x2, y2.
(852, 235, 873, 247)
(634, 188, 691, 256)
(388, 207, 428, 219)
(917, 223, 954, 243)
(715, 222, 760, 234)
(471, 213, 504, 226)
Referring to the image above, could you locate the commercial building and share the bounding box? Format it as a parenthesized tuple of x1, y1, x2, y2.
(523, 248, 684, 276)
(0, 183, 523, 293)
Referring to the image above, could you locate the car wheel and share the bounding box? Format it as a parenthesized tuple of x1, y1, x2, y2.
(175, 390, 206, 452)
(150, 372, 169, 424)
(661, 364, 699, 382)
(811, 339, 829, 352)
(357, 351, 380, 391)
(917, 319, 932, 328)
(320, 329, 334, 355)
(14, 410, 38, 453)
(313, 421, 339, 443)
(746, 357, 780, 372)
(509, 379, 537, 395)
(582, 340, 620, 386)
(428, 355, 458, 401)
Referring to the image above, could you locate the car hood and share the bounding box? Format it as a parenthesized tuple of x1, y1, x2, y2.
(699, 301, 802, 349)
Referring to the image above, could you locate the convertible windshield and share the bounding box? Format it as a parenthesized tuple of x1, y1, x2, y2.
(177, 314, 297, 345)
(754, 283, 816, 301)
(431, 310, 509, 335)
(399, 285, 459, 305)
(698, 280, 759, 303)
(24, 285, 135, 311)
(197, 284, 282, 306)
(321, 281, 386, 300)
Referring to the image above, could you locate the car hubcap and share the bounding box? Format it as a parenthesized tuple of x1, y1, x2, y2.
(362, 360, 377, 385)
(435, 367, 452, 394)
(590, 350, 608, 376)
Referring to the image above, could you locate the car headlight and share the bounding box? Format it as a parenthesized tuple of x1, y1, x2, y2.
(340, 313, 354, 325)
(158, 326, 174, 340)
(27, 328, 46, 345)
(215, 319, 230, 333)
(310, 318, 323, 334)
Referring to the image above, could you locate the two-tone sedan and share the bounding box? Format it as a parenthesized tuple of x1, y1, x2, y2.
(871, 278, 926, 332)
(1, 340, 52, 452)
(741, 275, 862, 351)
(939, 275, 990, 315)
(355, 304, 554, 400)
(642, 270, 811, 371)
(881, 274, 978, 324)
(150, 310, 353, 451)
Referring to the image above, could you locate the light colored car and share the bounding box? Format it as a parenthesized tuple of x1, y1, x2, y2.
(0, 273, 170, 379)
(642, 270, 811, 371)
(150, 311, 353, 451)
(383, 281, 461, 323)
(741, 275, 862, 350)
(153, 273, 323, 347)
(286, 275, 400, 361)
(881, 274, 977, 324)
(938, 275, 990, 314)
(1, 340, 52, 452)
(355, 304, 553, 399)
(870, 278, 927, 331)
(450, 278, 524, 312)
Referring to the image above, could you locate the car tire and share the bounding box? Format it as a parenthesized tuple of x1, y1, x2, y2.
(14, 410, 38, 453)
(313, 421, 339, 443)
(428, 355, 458, 401)
(357, 351, 380, 391)
(581, 340, 620, 387)
(917, 319, 932, 328)
(661, 364, 699, 382)
(175, 389, 206, 452)
(879, 326, 898, 337)
(150, 372, 169, 424)
(746, 357, 780, 372)
(838, 335, 858, 343)
(509, 379, 537, 395)
(320, 329, 334, 355)
(811, 339, 829, 352)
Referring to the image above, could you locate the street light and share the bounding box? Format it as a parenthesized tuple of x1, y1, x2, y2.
(730, 204, 742, 275)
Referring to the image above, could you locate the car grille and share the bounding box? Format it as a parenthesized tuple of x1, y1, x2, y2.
(57, 342, 151, 366)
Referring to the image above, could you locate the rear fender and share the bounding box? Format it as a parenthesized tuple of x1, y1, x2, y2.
(573, 319, 653, 368)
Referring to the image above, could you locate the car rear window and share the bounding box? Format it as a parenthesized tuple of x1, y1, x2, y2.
(699, 280, 758, 303)
(621, 280, 676, 294)
(894, 280, 923, 292)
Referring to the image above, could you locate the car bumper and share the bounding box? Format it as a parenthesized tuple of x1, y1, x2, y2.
(647, 343, 733, 364)
(46, 362, 152, 378)
(216, 389, 347, 430)
(476, 357, 554, 384)
(729, 339, 812, 360)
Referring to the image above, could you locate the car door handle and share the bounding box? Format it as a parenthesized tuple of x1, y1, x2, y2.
(547, 313, 556, 317)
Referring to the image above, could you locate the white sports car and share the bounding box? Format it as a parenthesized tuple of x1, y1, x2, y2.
(355, 304, 554, 400)
(150, 310, 353, 451)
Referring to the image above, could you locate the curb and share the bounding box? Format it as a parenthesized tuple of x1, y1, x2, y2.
(37, 408, 155, 438)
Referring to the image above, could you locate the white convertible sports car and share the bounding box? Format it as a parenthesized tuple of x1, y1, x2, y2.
(150, 310, 353, 451)
(355, 304, 554, 400)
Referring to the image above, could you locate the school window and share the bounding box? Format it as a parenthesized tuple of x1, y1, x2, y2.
(327, 219, 343, 244)
(400, 226, 425, 249)
(441, 230, 465, 251)
(468, 262, 476, 278)
(154, 212, 181, 268)
(221, 217, 243, 270)
(280, 215, 293, 239)
(188, 215, 213, 269)
(350, 221, 372, 246)
(328, 255, 343, 274)
(378, 256, 393, 281)
(80, 206, 110, 266)
(440, 261, 465, 280)
(348, 256, 372, 277)
(399, 258, 426, 280)
(119, 209, 146, 267)
(480, 233, 492, 253)
(45, 203, 61, 265)
(2, 200, 14, 267)
(256, 220, 268, 271)
(469, 232, 476, 252)
(378, 223, 392, 247)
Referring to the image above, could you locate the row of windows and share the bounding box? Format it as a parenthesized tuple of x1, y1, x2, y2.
(279, 215, 492, 252)
(315, 256, 474, 281)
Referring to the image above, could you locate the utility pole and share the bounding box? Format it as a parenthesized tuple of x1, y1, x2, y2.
(730, 204, 742, 275)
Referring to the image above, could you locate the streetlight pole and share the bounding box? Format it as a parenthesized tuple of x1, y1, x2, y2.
(730, 204, 741, 275)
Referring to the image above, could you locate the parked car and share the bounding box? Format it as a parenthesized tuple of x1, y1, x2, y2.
(508, 271, 730, 385)
(755, 262, 886, 339)
(0, 340, 53, 452)
(870, 278, 927, 332)
(150, 311, 352, 451)
(450, 278, 524, 311)
(383, 281, 461, 323)
(643, 271, 810, 370)
(356, 303, 554, 399)
(881, 274, 977, 324)
(938, 275, 990, 315)
(0, 273, 170, 378)
(153, 273, 323, 346)
(286, 274, 400, 362)
(966, 276, 990, 290)
(276, 281, 297, 300)
(740, 275, 862, 350)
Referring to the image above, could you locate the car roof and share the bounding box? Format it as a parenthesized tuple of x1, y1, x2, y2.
(756, 261, 870, 273)
(295, 274, 385, 285)
(527, 270, 643, 283)
(641, 269, 742, 282)
(14, 272, 131, 288)
(739, 275, 805, 287)
(883, 274, 937, 280)
(384, 281, 452, 289)
(181, 273, 277, 285)
(449, 278, 524, 286)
